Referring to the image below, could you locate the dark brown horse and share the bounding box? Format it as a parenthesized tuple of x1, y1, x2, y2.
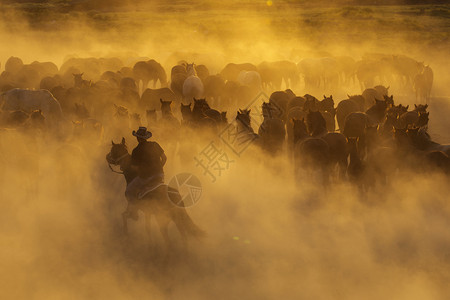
(258, 102, 286, 155)
(234, 109, 260, 151)
(365, 99, 387, 125)
(192, 98, 211, 123)
(317, 95, 335, 118)
(343, 112, 369, 158)
(180, 103, 193, 127)
(106, 138, 204, 248)
(347, 137, 368, 192)
(160, 99, 180, 127)
(190, 98, 218, 133)
(292, 118, 330, 185)
(306, 110, 328, 137)
(336, 99, 359, 133)
(322, 132, 348, 180)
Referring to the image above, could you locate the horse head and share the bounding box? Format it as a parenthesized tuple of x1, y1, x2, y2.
(106, 137, 129, 166)
(186, 63, 197, 77)
(306, 110, 326, 135)
(384, 112, 399, 128)
(414, 104, 428, 113)
(383, 95, 394, 107)
(417, 111, 429, 127)
(320, 95, 334, 111)
(406, 127, 421, 147)
(73, 73, 86, 88)
(236, 109, 251, 127)
(393, 127, 409, 147)
(220, 111, 228, 124)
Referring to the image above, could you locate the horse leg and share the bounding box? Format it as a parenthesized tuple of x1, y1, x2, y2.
(339, 158, 348, 181)
(155, 213, 174, 265)
(122, 211, 129, 236)
(171, 210, 189, 249)
(145, 214, 154, 246)
(156, 214, 172, 250)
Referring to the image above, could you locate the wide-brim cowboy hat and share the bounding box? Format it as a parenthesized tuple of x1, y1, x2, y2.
(132, 126, 152, 139)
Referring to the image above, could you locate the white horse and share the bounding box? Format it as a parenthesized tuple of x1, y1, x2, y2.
(182, 63, 204, 102)
(0, 88, 63, 126)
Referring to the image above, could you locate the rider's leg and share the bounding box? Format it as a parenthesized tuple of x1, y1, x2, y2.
(126, 201, 139, 221)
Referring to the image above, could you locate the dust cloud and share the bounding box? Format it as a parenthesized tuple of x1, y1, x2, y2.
(0, 1, 450, 299)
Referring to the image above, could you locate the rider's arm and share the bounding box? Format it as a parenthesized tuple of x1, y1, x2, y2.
(154, 142, 167, 167)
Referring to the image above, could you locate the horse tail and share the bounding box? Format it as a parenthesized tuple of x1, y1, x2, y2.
(173, 207, 206, 239)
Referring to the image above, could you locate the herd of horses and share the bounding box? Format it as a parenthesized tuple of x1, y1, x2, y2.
(0, 54, 444, 248)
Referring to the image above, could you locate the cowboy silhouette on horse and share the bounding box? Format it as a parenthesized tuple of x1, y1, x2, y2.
(125, 126, 167, 220)
(106, 127, 204, 241)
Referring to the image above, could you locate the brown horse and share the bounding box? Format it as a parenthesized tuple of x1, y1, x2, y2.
(292, 118, 330, 185)
(365, 99, 387, 125)
(258, 102, 286, 155)
(322, 132, 348, 180)
(343, 112, 369, 158)
(347, 137, 369, 192)
(160, 99, 180, 127)
(190, 98, 218, 134)
(336, 99, 359, 132)
(180, 103, 193, 127)
(306, 110, 328, 137)
(106, 138, 204, 248)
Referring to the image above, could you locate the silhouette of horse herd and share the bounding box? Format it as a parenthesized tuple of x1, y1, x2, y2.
(0, 54, 444, 201)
